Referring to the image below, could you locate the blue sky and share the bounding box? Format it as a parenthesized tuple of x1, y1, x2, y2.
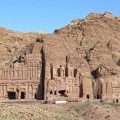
(0, 0, 119, 33)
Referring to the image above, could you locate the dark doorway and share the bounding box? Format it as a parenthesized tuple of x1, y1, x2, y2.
(97, 95, 102, 99)
(74, 69, 77, 78)
(20, 92, 26, 99)
(116, 99, 119, 103)
(58, 69, 61, 77)
(58, 90, 68, 97)
(80, 81, 83, 97)
(8, 91, 16, 100)
(35, 94, 37, 99)
(50, 91, 53, 94)
(96, 80, 102, 99)
(91, 70, 98, 79)
(86, 94, 90, 99)
(54, 91, 57, 95)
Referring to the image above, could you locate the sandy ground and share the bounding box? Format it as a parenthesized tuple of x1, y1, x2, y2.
(0, 101, 120, 120)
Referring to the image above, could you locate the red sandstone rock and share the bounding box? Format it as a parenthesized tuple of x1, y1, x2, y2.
(0, 12, 120, 101)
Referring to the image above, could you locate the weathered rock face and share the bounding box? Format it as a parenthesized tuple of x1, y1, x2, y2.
(0, 12, 120, 101)
(0, 27, 46, 66)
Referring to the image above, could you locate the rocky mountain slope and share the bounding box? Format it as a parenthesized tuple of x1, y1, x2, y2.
(0, 12, 120, 81)
(0, 27, 45, 66)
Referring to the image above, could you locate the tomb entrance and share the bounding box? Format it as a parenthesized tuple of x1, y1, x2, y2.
(58, 90, 68, 97)
(20, 92, 26, 99)
(8, 91, 16, 100)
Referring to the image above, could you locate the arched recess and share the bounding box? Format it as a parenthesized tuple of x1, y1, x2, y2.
(96, 79, 102, 99)
(79, 78, 83, 98)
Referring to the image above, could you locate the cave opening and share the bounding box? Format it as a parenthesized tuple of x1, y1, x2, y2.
(20, 92, 26, 99)
(8, 91, 16, 100)
(116, 99, 119, 103)
(86, 94, 90, 99)
(91, 70, 98, 79)
(58, 90, 68, 97)
(97, 94, 102, 99)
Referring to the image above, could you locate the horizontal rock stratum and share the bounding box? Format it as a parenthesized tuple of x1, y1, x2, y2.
(0, 12, 120, 102)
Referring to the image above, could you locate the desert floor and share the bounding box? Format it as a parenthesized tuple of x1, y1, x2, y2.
(0, 100, 120, 120)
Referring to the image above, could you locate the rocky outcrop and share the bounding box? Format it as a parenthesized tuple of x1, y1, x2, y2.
(0, 27, 46, 66)
(1, 12, 120, 80)
(0, 12, 120, 101)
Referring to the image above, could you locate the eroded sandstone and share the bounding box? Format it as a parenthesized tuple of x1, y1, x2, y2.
(0, 12, 120, 102)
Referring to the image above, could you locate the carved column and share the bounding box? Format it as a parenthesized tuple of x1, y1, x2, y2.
(53, 68, 57, 78)
(37, 66, 39, 79)
(21, 69, 23, 78)
(5, 71, 8, 79)
(1, 71, 5, 79)
(29, 83, 33, 99)
(17, 70, 19, 78)
(30, 69, 32, 79)
(27, 69, 29, 78)
(32, 67, 33, 79)
(14, 70, 17, 79)
(3, 84, 7, 99)
(26, 82, 29, 99)
(23, 68, 26, 78)
(0, 85, 3, 99)
(1, 85, 4, 99)
(12, 70, 14, 78)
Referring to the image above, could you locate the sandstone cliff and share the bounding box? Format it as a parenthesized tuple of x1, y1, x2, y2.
(0, 27, 45, 66)
(0, 12, 120, 81)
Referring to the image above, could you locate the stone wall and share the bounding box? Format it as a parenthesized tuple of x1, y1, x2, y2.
(45, 63, 93, 100)
(0, 41, 43, 100)
(94, 77, 120, 103)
